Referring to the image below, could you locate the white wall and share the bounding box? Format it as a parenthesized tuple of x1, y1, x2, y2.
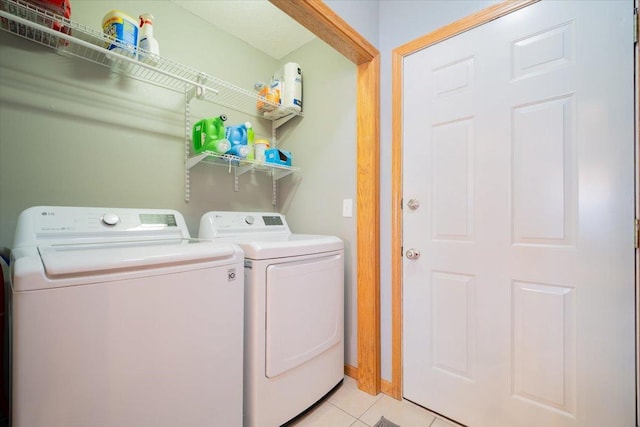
(0, 1, 358, 365)
(278, 39, 358, 366)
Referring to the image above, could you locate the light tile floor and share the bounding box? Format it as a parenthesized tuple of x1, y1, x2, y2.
(284, 376, 464, 427)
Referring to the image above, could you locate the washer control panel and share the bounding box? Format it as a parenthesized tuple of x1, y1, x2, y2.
(13, 206, 189, 247)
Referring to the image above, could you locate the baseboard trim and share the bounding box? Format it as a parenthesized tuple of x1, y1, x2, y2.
(344, 364, 358, 379)
(381, 379, 395, 397)
(344, 365, 398, 400)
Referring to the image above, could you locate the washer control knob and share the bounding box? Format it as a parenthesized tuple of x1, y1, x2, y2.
(245, 216, 255, 225)
(101, 213, 120, 226)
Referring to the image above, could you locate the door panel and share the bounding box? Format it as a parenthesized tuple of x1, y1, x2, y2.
(402, 2, 635, 426)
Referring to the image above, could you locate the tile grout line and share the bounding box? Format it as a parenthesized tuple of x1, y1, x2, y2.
(325, 401, 361, 426)
(353, 393, 386, 426)
(328, 380, 384, 424)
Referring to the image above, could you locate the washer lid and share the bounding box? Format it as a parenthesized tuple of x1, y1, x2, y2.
(229, 234, 343, 259)
(37, 238, 239, 277)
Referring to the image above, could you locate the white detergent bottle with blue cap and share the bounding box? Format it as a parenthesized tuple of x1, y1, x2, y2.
(138, 13, 159, 65)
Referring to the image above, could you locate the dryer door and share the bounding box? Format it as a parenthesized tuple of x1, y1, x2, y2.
(265, 252, 344, 378)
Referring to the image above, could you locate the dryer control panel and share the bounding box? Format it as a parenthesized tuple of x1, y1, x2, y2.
(199, 211, 290, 239)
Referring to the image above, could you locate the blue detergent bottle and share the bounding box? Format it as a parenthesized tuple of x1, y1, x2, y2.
(225, 122, 250, 158)
(227, 144, 250, 158)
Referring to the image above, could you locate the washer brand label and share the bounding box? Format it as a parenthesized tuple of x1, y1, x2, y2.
(227, 268, 237, 282)
(244, 260, 252, 269)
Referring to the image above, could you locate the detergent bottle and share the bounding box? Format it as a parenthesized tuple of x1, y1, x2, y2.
(227, 144, 250, 158)
(225, 123, 248, 147)
(138, 13, 160, 65)
(192, 115, 230, 154)
(102, 10, 138, 56)
(224, 122, 248, 158)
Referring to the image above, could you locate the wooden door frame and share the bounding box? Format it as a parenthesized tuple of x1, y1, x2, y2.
(270, 0, 381, 395)
(635, 0, 639, 421)
(389, 0, 540, 399)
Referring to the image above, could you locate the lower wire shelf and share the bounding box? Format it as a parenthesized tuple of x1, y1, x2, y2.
(186, 151, 300, 204)
(187, 151, 299, 181)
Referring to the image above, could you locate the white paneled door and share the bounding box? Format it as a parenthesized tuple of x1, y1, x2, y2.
(402, 2, 635, 426)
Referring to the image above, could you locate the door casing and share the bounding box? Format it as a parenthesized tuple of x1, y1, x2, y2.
(270, 0, 381, 395)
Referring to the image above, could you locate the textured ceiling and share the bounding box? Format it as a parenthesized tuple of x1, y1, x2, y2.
(171, 0, 317, 60)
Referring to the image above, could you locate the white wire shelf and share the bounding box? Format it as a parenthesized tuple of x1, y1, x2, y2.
(0, 0, 304, 120)
(187, 151, 299, 181)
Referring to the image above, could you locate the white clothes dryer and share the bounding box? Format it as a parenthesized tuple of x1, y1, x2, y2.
(199, 211, 344, 427)
(9, 206, 245, 427)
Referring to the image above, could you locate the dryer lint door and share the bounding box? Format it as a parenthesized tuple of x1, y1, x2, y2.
(265, 253, 344, 378)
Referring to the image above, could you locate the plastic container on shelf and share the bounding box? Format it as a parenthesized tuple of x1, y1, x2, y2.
(138, 13, 159, 65)
(102, 10, 138, 56)
(256, 84, 279, 113)
(225, 122, 248, 146)
(245, 122, 255, 161)
(227, 144, 250, 158)
(30, 0, 72, 35)
(254, 138, 270, 163)
(265, 148, 292, 167)
(192, 115, 230, 154)
(274, 62, 302, 113)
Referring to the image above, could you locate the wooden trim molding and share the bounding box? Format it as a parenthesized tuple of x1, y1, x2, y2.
(390, 0, 539, 401)
(356, 54, 381, 395)
(270, 0, 377, 65)
(389, 46, 404, 401)
(635, 0, 639, 420)
(270, 0, 381, 396)
(344, 364, 358, 380)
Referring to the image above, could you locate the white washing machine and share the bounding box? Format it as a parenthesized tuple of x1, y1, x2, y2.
(199, 211, 344, 427)
(9, 206, 245, 427)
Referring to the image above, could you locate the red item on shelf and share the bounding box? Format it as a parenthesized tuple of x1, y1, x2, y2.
(30, 0, 71, 34)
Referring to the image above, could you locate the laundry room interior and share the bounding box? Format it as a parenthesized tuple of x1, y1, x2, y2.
(0, 0, 638, 426)
(0, 1, 359, 366)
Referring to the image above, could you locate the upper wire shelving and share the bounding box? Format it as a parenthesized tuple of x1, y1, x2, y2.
(0, 0, 304, 120)
(0, 0, 303, 204)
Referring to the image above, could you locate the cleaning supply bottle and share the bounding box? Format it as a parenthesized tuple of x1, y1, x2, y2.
(225, 123, 248, 147)
(102, 10, 138, 57)
(225, 122, 250, 159)
(227, 144, 250, 158)
(192, 115, 230, 154)
(245, 122, 255, 161)
(138, 13, 159, 65)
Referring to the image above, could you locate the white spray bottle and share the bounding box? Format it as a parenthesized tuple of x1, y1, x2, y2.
(138, 13, 159, 65)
